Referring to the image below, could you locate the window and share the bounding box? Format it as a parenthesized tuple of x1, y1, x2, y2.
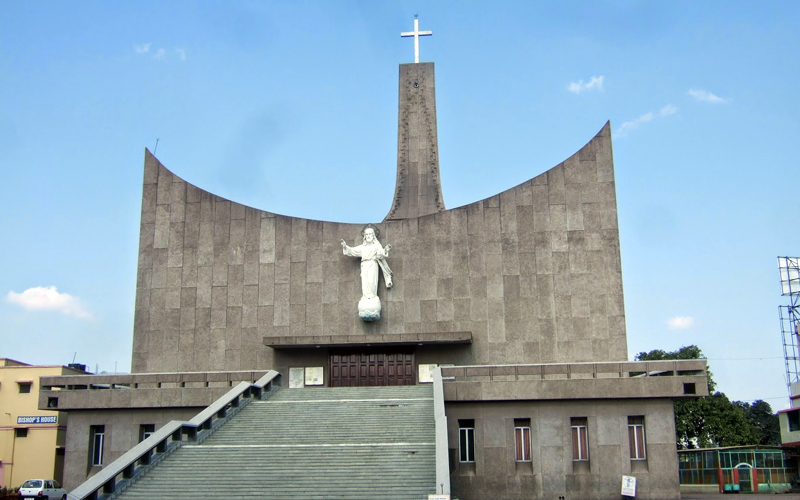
(90, 425, 105, 466)
(15, 428, 28, 438)
(139, 424, 155, 442)
(571, 417, 589, 461)
(459, 419, 475, 463)
(18, 382, 32, 394)
(628, 416, 646, 460)
(514, 418, 531, 462)
(788, 410, 800, 432)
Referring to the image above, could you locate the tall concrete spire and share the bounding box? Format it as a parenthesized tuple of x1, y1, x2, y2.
(384, 62, 445, 222)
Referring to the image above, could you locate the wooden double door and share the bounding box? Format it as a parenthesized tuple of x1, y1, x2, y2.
(329, 348, 415, 387)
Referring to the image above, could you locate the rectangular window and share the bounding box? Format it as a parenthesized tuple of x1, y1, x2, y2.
(139, 424, 155, 442)
(514, 418, 531, 462)
(18, 382, 32, 394)
(628, 416, 646, 460)
(459, 419, 475, 463)
(90, 425, 105, 466)
(15, 428, 28, 438)
(788, 410, 800, 432)
(571, 417, 589, 461)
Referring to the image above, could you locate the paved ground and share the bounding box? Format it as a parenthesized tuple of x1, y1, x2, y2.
(682, 495, 800, 499)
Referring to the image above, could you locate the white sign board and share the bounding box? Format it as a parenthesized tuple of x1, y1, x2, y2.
(289, 367, 305, 388)
(428, 495, 449, 500)
(305, 366, 324, 386)
(419, 364, 437, 383)
(621, 475, 636, 497)
(17, 415, 57, 424)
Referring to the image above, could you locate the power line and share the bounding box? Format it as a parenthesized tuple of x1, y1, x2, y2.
(733, 395, 787, 402)
(705, 357, 783, 361)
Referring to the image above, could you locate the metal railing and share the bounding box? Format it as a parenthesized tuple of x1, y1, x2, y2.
(67, 371, 280, 500)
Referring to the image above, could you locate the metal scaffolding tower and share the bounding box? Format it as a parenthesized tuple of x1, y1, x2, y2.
(779, 257, 800, 400)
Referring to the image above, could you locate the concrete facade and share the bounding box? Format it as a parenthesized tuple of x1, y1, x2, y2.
(132, 120, 625, 378)
(386, 62, 446, 221)
(447, 399, 679, 500)
(41, 60, 707, 499)
(440, 361, 707, 499)
(63, 407, 199, 488)
(38, 370, 267, 488)
(777, 407, 800, 446)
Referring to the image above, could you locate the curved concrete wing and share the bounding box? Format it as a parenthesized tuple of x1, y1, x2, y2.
(132, 121, 625, 373)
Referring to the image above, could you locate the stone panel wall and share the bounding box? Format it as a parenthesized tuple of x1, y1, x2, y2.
(386, 62, 445, 220)
(447, 399, 679, 500)
(62, 407, 200, 489)
(132, 122, 625, 373)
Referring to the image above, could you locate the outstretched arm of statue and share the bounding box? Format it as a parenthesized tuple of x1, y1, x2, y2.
(341, 240, 362, 257)
(384, 243, 391, 256)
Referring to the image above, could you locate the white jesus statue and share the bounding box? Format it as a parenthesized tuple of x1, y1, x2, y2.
(340, 225, 393, 321)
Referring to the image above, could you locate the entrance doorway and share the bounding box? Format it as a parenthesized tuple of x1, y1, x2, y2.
(735, 464, 754, 493)
(329, 348, 415, 387)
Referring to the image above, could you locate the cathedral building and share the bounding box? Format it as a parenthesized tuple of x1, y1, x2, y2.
(39, 22, 707, 500)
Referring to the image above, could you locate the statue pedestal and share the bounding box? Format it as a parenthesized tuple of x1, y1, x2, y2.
(358, 296, 381, 322)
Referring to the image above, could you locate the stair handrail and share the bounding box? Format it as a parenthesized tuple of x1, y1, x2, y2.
(432, 366, 450, 496)
(67, 370, 280, 500)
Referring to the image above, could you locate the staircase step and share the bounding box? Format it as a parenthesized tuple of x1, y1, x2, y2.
(113, 385, 436, 500)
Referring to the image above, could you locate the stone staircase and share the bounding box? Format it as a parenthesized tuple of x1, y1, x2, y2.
(113, 385, 436, 500)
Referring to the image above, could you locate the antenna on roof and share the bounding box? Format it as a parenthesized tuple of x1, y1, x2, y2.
(72, 352, 77, 363)
(154, 138, 160, 155)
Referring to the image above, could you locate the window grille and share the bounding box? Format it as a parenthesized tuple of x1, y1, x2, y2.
(459, 419, 475, 463)
(514, 419, 531, 462)
(571, 417, 589, 461)
(628, 416, 646, 460)
(90, 425, 105, 466)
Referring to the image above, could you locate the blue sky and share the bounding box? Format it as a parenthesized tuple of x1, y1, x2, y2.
(1, 1, 798, 406)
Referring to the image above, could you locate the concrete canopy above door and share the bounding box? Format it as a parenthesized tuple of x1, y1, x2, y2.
(263, 331, 472, 349)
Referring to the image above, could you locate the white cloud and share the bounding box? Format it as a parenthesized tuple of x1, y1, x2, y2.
(567, 76, 604, 94)
(660, 104, 677, 115)
(667, 316, 694, 330)
(135, 44, 187, 62)
(688, 88, 728, 104)
(615, 104, 677, 137)
(7, 286, 92, 319)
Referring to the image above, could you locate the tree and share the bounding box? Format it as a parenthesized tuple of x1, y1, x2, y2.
(736, 400, 781, 446)
(635, 345, 772, 449)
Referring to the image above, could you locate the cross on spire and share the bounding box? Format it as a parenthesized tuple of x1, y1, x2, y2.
(400, 15, 432, 64)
